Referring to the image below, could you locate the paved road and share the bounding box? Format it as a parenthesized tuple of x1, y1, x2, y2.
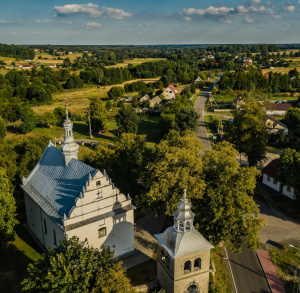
(194, 73, 223, 149)
(225, 245, 271, 293)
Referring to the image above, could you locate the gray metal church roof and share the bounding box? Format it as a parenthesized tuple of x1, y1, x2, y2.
(21, 141, 97, 224)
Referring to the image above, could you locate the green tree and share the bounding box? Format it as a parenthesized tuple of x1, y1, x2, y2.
(138, 130, 205, 215)
(0, 168, 18, 248)
(116, 105, 139, 134)
(107, 86, 125, 101)
(226, 100, 269, 166)
(21, 237, 134, 293)
(285, 107, 300, 130)
(0, 116, 7, 142)
(194, 142, 263, 251)
(175, 107, 200, 132)
(89, 98, 107, 133)
(19, 105, 37, 133)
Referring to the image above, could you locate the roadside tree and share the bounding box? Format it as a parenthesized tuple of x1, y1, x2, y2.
(226, 100, 269, 166)
(107, 86, 125, 101)
(89, 98, 107, 133)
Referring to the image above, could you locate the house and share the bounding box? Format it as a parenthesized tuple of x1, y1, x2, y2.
(264, 116, 289, 135)
(265, 102, 291, 116)
(243, 57, 253, 65)
(21, 107, 135, 257)
(195, 76, 203, 83)
(162, 85, 178, 101)
(262, 159, 295, 200)
(207, 55, 214, 59)
(139, 94, 150, 105)
(49, 64, 57, 68)
(149, 96, 162, 108)
(232, 96, 245, 109)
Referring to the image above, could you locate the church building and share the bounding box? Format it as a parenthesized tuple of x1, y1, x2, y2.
(155, 190, 213, 293)
(21, 107, 135, 258)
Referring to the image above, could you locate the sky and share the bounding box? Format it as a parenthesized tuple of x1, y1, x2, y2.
(0, 0, 300, 45)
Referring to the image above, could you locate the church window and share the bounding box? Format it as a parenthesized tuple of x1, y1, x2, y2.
(53, 229, 57, 246)
(44, 219, 47, 235)
(161, 250, 165, 262)
(179, 221, 184, 231)
(186, 283, 199, 292)
(98, 227, 106, 238)
(96, 180, 101, 186)
(184, 260, 192, 273)
(194, 258, 201, 269)
(186, 221, 191, 231)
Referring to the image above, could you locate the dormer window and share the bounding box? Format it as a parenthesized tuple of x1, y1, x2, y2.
(96, 181, 101, 186)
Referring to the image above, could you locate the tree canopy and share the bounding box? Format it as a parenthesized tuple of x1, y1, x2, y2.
(89, 98, 107, 133)
(21, 236, 134, 293)
(284, 107, 300, 130)
(0, 167, 18, 248)
(116, 105, 139, 134)
(138, 131, 264, 251)
(226, 100, 269, 166)
(0, 116, 7, 142)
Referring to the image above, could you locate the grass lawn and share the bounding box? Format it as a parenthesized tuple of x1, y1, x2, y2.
(268, 244, 300, 293)
(210, 247, 233, 293)
(126, 259, 157, 286)
(0, 224, 42, 293)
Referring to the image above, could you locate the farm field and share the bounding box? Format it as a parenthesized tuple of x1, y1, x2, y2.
(105, 58, 167, 68)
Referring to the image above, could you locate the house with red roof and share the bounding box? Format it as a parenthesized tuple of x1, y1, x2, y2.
(162, 84, 178, 101)
(262, 158, 295, 200)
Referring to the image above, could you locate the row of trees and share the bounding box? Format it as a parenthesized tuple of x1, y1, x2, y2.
(219, 68, 300, 93)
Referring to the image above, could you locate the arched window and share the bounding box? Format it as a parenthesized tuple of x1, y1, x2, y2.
(179, 221, 184, 231)
(186, 221, 191, 231)
(186, 283, 199, 292)
(53, 229, 57, 246)
(194, 258, 201, 269)
(44, 219, 47, 235)
(184, 260, 192, 273)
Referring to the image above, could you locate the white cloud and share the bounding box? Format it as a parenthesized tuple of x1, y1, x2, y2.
(9, 32, 16, 36)
(54, 3, 132, 19)
(71, 32, 80, 35)
(35, 19, 54, 23)
(0, 20, 13, 24)
(237, 5, 274, 14)
(60, 21, 72, 25)
(33, 32, 45, 35)
(298, 0, 300, 4)
(245, 16, 255, 23)
(182, 16, 192, 21)
(81, 22, 102, 29)
(271, 14, 281, 19)
(282, 5, 295, 12)
(252, 0, 260, 3)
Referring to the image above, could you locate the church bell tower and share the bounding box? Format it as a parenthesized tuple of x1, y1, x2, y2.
(60, 105, 79, 165)
(155, 190, 213, 293)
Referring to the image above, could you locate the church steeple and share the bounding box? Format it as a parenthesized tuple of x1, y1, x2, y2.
(60, 104, 79, 165)
(173, 189, 195, 233)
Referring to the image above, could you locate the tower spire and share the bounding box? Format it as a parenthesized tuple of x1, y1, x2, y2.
(60, 104, 79, 165)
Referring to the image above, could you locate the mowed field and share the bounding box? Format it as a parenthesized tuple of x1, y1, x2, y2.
(32, 78, 159, 116)
(105, 58, 167, 68)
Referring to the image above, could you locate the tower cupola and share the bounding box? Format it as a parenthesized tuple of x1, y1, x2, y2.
(60, 104, 79, 165)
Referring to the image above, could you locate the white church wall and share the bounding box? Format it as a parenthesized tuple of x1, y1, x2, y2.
(66, 210, 134, 257)
(24, 193, 64, 249)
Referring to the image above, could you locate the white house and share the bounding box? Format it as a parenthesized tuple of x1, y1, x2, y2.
(262, 158, 296, 200)
(264, 116, 289, 135)
(162, 85, 178, 101)
(265, 102, 291, 116)
(21, 107, 135, 257)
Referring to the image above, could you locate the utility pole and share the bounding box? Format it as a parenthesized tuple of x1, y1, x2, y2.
(86, 112, 93, 138)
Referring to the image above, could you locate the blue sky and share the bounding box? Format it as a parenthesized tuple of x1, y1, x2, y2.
(1, 0, 299, 45)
